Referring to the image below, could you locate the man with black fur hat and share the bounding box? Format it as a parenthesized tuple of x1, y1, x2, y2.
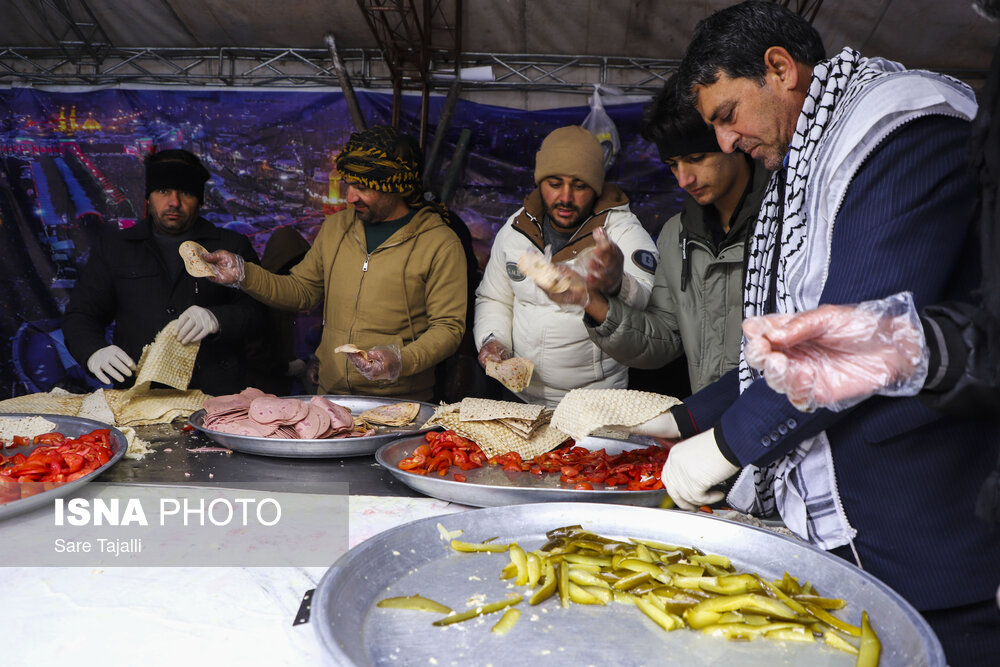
(205, 126, 467, 401)
(63, 149, 264, 396)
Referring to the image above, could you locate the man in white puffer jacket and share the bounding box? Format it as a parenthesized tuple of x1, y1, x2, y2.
(474, 125, 658, 407)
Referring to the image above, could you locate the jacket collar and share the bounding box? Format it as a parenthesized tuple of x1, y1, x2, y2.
(679, 158, 770, 247)
(347, 205, 447, 250)
(511, 183, 629, 262)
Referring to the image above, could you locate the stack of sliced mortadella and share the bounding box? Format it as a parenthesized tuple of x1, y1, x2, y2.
(201, 388, 376, 439)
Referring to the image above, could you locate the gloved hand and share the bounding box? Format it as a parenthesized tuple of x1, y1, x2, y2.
(662, 428, 740, 511)
(631, 409, 681, 439)
(347, 344, 402, 382)
(742, 292, 928, 412)
(540, 263, 591, 310)
(478, 337, 511, 368)
(202, 249, 246, 286)
(176, 305, 220, 345)
(581, 227, 624, 295)
(87, 345, 136, 385)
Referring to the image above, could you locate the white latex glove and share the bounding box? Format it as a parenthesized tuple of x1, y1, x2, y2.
(662, 428, 740, 511)
(631, 409, 681, 439)
(202, 249, 246, 286)
(176, 305, 220, 345)
(87, 345, 136, 384)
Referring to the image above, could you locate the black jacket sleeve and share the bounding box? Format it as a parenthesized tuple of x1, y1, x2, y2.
(62, 238, 117, 366)
(919, 302, 1000, 418)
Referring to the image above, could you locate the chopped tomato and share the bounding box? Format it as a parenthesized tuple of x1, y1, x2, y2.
(396, 430, 669, 492)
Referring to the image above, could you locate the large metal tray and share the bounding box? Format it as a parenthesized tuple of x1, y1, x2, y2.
(376, 434, 668, 507)
(313, 503, 943, 667)
(188, 395, 438, 458)
(0, 413, 128, 520)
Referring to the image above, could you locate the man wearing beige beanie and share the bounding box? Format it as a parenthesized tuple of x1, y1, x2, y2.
(475, 125, 658, 406)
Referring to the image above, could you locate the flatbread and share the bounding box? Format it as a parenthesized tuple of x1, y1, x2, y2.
(360, 402, 420, 427)
(179, 240, 214, 278)
(485, 357, 534, 393)
(458, 397, 545, 422)
(551, 388, 682, 441)
(517, 252, 571, 293)
(425, 407, 568, 459)
(334, 344, 370, 362)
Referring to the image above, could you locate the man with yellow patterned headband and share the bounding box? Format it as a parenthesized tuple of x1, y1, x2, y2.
(205, 126, 467, 400)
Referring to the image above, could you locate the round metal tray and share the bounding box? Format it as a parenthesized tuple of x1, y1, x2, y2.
(188, 395, 438, 458)
(0, 413, 128, 521)
(376, 434, 668, 507)
(313, 503, 943, 666)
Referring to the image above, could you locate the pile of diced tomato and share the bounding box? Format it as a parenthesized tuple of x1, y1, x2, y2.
(398, 430, 668, 490)
(0, 429, 114, 501)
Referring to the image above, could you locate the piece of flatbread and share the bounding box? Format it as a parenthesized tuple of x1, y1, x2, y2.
(485, 357, 535, 393)
(359, 402, 420, 427)
(551, 388, 682, 442)
(179, 240, 214, 278)
(458, 397, 545, 422)
(334, 344, 370, 362)
(517, 252, 571, 293)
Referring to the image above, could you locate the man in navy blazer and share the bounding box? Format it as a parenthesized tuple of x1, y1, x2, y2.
(633, 2, 1000, 664)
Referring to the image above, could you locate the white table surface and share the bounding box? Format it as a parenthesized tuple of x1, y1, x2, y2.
(3, 495, 467, 667)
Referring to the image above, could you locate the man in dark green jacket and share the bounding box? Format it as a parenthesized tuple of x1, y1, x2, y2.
(585, 74, 769, 393)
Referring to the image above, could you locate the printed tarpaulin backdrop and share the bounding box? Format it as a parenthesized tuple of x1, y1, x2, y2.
(0, 87, 682, 398)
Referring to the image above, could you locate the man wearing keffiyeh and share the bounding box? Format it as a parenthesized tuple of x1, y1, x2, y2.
(205, 126, 467, 401)
(628, 2, 999, 663)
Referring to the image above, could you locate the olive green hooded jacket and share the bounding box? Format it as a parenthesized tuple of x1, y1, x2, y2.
(587, 161, 769, 393)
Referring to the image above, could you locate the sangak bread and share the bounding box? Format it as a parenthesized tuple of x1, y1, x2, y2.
(551, 388, 682, 441)
(179, 240, 214, 278)
(127, 319, 199, 394)
(426, 408, 569, 459)
(458, 397, 545, 422)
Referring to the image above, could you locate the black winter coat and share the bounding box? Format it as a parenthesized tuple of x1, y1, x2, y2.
(63, 217, 265, 396)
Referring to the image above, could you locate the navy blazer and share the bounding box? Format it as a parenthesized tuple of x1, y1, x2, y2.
(684, 116, 1000, 611)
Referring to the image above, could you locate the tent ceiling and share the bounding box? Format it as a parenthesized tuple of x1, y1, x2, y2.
(0, 1, 995, 91)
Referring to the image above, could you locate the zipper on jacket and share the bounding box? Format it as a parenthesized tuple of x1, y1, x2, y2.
(362, 254, 370, 272)
(680, 232, 690, 292)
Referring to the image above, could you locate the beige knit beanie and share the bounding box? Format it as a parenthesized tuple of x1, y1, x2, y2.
(534, 125, 605, 195)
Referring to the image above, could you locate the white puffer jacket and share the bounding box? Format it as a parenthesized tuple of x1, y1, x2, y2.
(474, 184, 658, 406)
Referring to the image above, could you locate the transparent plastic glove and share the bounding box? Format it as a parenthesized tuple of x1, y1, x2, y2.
(176, 305, 220, 345)
(348, 344, 402, 382)
(631, 409, 681, 439)
(542, 263, 591, 310)
(581, 227, 624, 295)
(742, 292, 929, 412)
(202, 249, 246, 287)
(87, 345, 136, 385)
(478, 338, 511, 368)
(662, 428, 739, 511)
